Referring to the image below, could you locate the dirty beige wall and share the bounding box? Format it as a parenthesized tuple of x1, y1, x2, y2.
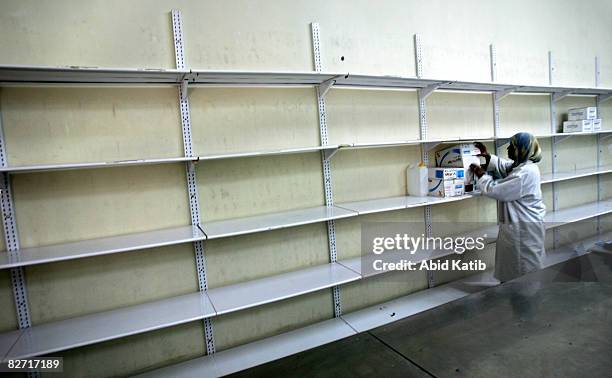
(1, 0, 611, 377)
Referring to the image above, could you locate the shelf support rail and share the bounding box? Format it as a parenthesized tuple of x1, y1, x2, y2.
(311, 22, 343, 317)
(596, 60, 602, 234)
(172, 9, 215, 355)
(0, 110, 32, 331)
(414, 33, 436, 288)
(491, 44, 501, 155)
(548, 51, 560, 248)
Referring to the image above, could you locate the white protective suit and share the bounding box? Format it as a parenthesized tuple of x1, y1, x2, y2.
(476, 154, 546, 282)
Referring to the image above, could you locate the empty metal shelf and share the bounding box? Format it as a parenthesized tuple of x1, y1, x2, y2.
(198, 145, 338, 161)
(0, 65, 188, 84)
(0, 157, 195, 174)
(541, 165, 612, 184)
(207, 262, 361, 315)
(2, 291, 215, 361)
(545, 200, 612, 228)
(0, 225, 205, 269)
(201, 206, 357, 239)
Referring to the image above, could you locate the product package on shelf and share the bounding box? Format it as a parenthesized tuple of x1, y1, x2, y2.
(434, 144, 481, 191)
(567, 107, 597, 121)
(563, 119, 593, 133)
(427, 168, 465, 197)
(593, 118, 602, 131)
(428, 177, 465, 197)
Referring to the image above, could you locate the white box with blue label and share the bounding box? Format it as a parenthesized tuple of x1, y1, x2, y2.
(593, 118, 602, 131)
(434, 144, 481, 191)
(567, 107, 597, 121)
(428, 168, 466, 197)
(428, 178, 465, 197)
(563, 119, 593, 133)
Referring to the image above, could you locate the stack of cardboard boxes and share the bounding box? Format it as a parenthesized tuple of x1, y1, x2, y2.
(428, 144, 481, 197)
(563, 106, 602, 133)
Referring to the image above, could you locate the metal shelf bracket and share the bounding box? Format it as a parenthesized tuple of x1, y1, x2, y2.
(495, 138, 510, 149)
(318, 77, 337, 99)
(552, 134, 572, 144)
(598, 94, 612, 104)
(494, 87, 517, 101)
(419, 83, 441, 100)
(180, 80, 189, 101)
(423, 141, 442, 152)
(323, 147, 339, 161)
(552, 90, 572, 103)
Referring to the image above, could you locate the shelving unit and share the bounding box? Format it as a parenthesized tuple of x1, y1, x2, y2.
(137, 229, 610, 378)
(0, 10, 611, 374)
(1, 198, 609, 362)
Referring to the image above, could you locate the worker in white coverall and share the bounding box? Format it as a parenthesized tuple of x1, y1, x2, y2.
(470, 133, 546, 282)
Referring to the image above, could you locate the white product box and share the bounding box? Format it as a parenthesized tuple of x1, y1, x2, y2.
(593, 118, 602, 131)
(563, 119, 593, 133)
(435, 144, 480, 167)
(434, 144, 480, 190)
(428, 167, 465, 181)
(567, 107, 597, 121)
(428, 178, 465, 197)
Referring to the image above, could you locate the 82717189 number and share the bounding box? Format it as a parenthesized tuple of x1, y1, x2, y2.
(2, 357, 63, 372)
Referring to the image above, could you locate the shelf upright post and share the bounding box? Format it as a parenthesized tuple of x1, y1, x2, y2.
(595, 56, 602, 234)
(311, 22, 342, 318)
(0, 110, 32, 331)
(490, 44, 502, 155)
(414, 34, 435, 288)
(171, 9, 215, 355)
(549, 51, 560, 248)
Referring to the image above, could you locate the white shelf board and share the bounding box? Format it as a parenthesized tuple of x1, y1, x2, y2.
(207, 262, 361, 315)
(135, 317, 356, 378)
(0, 329, 21, 362)
(336, 196, 420, 215)
(0, 65, 187, 84)
(541, 165, 612, 184)
(198, 145, 338, 161)
(3, 292, 215, 361)
(336, 193, 479, 216)
(3, 65, 612, 96)
(0, 226, 205, 269)
(201, 206, 357, 239)
(545, 199, 612, 229)
(0, 157, 195, 174)
(189, 69, 341, 86)
(496, 130, 612, 141)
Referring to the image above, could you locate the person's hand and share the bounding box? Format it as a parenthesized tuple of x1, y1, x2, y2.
(470, 163, 485, 178)
(474, 141, 489, 157)
(474, 141, 491, 168)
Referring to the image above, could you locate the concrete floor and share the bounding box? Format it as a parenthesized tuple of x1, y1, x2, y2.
(233, 252, 612, 377)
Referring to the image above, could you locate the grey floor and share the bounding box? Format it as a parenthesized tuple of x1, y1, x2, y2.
(232, 251, 612, 378)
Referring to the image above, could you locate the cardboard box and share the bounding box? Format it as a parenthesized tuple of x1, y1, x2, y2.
(435, 144, 480, 167)
(593, 118, 602, 131)
(563, 119, 593, 133)
(428, 167, 465, 180)
(567, 107, 597, 121)
(428, 178, 465, 197)
(434, 144, 480, 190)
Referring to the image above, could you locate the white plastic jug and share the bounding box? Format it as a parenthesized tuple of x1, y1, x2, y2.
(407, 161, 428, 197)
